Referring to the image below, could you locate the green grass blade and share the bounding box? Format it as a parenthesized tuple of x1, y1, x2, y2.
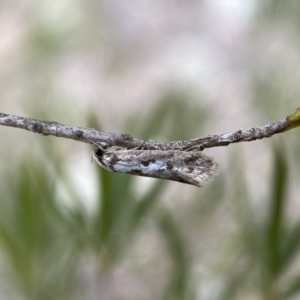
(159, 210, 192, 300)
(266, 146, 288, 277)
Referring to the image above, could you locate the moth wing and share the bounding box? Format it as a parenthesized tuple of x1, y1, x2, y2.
(92, 148, 218, 188)
(172, 153, 218, 187)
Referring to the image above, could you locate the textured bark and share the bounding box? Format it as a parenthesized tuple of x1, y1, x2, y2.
(0, 107, 300, 151)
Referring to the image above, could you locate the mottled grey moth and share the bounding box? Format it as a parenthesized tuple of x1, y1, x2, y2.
(89, 140, 218, 188)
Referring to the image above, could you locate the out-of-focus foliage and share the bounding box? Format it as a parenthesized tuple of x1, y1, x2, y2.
(0, 97, 220, 299)
(215, 145, 300, 300)
(1, 0, 300, 299)
(2, 100, 299, 300)
(0, 158, 79, 300)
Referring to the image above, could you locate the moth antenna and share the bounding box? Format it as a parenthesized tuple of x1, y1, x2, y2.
(85, 136, 106, 151)
(129, 141, 145, 151)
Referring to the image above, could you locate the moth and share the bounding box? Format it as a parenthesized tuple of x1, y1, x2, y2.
(89, 140, 218, 188)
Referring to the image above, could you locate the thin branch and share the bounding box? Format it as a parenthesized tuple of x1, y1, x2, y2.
(0, 108, 300, 151)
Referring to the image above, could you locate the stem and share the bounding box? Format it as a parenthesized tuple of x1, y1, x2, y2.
(0, 107, 299, 151)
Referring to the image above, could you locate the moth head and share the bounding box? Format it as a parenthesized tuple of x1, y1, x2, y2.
(94, 148, 104, 157)
(91, 148, 104, 163)
(85, 136, 107, 163)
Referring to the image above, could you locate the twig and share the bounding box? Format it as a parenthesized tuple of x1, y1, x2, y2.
(0, 108, 300, 151)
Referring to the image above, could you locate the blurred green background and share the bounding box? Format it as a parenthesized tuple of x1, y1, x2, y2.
(1, 1, 300, 299)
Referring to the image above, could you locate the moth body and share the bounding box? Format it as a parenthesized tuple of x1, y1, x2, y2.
(92, 147, 218, 188)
